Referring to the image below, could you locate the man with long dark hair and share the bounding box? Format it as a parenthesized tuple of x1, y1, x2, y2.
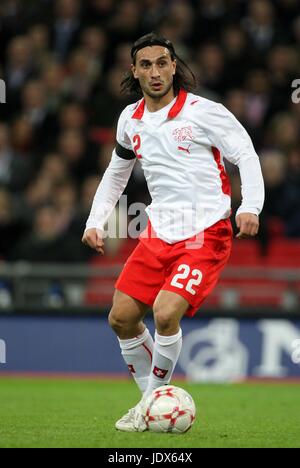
(82, 32, 264, 432)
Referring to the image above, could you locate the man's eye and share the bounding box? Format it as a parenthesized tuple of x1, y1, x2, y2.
(158, 62, 167, 67)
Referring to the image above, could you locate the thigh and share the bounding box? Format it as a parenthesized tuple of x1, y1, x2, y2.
(112, 289, 149, 319)
(109, 289, 149, 338)
(115, 241, 166, 308)
(161, 219, 232, 316)
(153, 289, 190, 321)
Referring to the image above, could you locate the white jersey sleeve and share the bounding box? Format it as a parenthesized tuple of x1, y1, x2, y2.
(203, 102, 265, 216)
(85, 108, 136, 232)
(116, 105, 133, 149)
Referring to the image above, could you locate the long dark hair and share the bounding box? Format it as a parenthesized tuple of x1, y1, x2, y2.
(120, 32, 197, 97)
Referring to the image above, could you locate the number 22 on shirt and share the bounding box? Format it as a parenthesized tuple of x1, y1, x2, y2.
(133, 134, 142, 159)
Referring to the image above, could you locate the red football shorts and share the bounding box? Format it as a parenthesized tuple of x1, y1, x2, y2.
(115, 218, 232, 317)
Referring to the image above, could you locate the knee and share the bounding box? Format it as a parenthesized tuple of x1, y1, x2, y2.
(108, 306, 126, 332)
(153, 304, 179, 335)
(108, 306, 129, 333)
(108, 292, 143, 335)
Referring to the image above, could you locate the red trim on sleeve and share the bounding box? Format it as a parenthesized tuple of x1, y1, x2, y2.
(168, 89, 187, 119)
(212, 146, 231, 196)
(132, 99, 145, 119)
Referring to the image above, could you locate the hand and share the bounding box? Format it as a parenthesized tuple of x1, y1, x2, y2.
(235, 213, 259, 239)
(81, 228, 105, 255)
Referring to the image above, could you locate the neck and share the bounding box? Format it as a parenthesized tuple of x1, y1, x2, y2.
(144, 87, 175, 112)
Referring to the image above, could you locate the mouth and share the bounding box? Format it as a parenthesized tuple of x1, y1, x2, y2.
(150, 82, 163, 90)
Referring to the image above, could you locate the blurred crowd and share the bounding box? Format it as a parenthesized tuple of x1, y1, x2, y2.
(0, 0, 300, 264)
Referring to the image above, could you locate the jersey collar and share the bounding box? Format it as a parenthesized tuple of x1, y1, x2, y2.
(132, 88, 187, 120)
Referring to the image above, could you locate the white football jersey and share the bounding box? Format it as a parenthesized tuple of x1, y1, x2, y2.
(86, 90, 264, 243)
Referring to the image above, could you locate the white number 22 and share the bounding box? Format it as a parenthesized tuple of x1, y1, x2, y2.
(170, 264, 203, 296)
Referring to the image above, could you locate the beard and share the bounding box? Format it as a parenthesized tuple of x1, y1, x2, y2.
(143, 80, 174, 99)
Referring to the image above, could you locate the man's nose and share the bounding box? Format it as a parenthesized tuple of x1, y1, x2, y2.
(151, 64, 160, 78)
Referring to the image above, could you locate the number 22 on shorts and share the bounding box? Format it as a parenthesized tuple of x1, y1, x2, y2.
(170, 264, 202, 296)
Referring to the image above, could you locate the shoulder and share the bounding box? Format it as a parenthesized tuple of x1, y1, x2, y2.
(116, 100, 142, 148)
(186, 93, 241, 132)
(118, 99, 143, 124)
(186, 92, 228, 116)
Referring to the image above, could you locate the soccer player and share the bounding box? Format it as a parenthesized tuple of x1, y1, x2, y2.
(82, 32, 264, 431)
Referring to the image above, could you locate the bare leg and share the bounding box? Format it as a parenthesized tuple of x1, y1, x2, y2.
(108, 290, 149, 339)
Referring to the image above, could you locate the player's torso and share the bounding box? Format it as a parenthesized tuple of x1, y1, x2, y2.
(124, 94, 223, 205)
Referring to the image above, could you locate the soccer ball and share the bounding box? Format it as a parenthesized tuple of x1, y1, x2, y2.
(143, 385, 196, 433)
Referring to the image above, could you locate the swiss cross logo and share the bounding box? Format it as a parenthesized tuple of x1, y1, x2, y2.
(153, 366, 168, 379)
(172, 126, 193, 142)
(128, 364, 135, 373)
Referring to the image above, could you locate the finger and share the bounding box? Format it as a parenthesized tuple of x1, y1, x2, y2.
(236, 229, 246, 238)
(96, 246, 104, 255)
(236, 226, 258, 238)
(244, 222, 259, 237)
(249, 224, 258, 236)
(237, 233, 251, 239)
(83, 234, 97, 249)
(82, 236, 90, 246)
(236, 225, 251, 238)
(95, 231, 103, 244)
(236, 220, 246, 237)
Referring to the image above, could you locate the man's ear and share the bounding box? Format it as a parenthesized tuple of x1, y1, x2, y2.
(131, 64, 138, 79)
(172, 59, 177, 76)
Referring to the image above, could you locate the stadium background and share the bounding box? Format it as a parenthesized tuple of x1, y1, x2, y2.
(0, 0, 300, 381)
(1, 0, 300, 450)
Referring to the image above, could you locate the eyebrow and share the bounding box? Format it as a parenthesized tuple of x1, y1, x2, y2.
(138, 55, 170, 64)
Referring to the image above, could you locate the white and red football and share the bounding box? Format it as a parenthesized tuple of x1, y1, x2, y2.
(143, 385, 196, 433)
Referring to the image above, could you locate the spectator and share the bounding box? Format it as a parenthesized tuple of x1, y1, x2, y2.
(80, 26, 107, 80)
(64, 48, 98, 102)
(27, 23, 53, 71)
(0, 186, 30, 260)
(0, 0, 300, 266)
(58, 102, 87, 132)
(57, 129, 97, 181)
(13, 203, 83, 262)
(51, 0, 82, 62)
(41, 60, 67, 114)
(0, 123, 31, 192)
(4, 36, 35, 117)
(21, 79, 58, 152)
(38, 152, 71, 184)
